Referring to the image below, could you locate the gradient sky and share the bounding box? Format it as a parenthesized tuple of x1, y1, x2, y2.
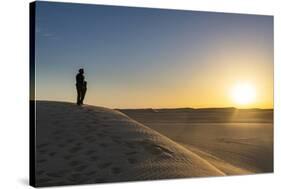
(35, 1, 273, 109)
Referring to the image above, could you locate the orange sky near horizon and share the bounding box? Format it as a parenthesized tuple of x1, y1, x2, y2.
(37, 44, 273, 109)
(36, 35, 273, 109)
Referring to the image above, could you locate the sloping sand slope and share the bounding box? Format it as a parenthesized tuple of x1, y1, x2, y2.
(120, 108, 273, 175)
(35, 101, 224, 187)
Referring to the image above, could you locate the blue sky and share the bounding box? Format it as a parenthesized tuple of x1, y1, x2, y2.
(35, 1, 273, 108)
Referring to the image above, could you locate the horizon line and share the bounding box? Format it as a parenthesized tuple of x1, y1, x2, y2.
(33, 100, 274, 110)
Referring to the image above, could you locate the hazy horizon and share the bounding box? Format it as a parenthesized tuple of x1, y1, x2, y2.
(34, 100, 274, 110)
(35, 2, 273, 109)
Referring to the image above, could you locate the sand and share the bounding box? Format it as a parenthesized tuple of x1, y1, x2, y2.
(34, 101, 225, 187)
(120, 108, 273, 175)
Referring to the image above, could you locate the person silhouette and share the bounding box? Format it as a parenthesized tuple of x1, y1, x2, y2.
(76, 68, 87, 105)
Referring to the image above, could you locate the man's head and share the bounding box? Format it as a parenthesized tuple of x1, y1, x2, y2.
(79, 68, 84, 74)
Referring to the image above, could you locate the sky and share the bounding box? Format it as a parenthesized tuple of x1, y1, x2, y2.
(35, 1, 273, 109)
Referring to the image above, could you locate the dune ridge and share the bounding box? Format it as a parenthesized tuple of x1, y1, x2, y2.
(34, 101, 224, 187)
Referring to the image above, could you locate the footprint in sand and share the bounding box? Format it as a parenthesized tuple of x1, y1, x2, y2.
(84, 109, 93, 113)
(74, 165, 87, 172)
(85, 170, 96, 176)
(127, 158, 138, 164)
(90, 120, 98, 124)
(111, 167, 122, 174)
(85, 138, 96, 144)
(125, 151, 137, 155)
(111, 136, 121, 140)
(58, 143, 66, 148)
(98, 162, 112, 169)
(124, 142, 136, 149)
(85, 150, 96, 155)
(111, 138, 122, 144)
(85, 125, 93, 129)
(57, 169, 69, 175)
(101, 128, 110, 133)
(75, 142, 83, 146)
(101, 123, 111, 128)
(53, 136, 61, 140)
(84, 136, 97, 143)
(84, 136, 95, 142)
(158, 151, 174, 159)
(140, 141, 174, 158)
(145, 146, 162, 155)
(69, 146, 82, 153)
(63, 155, 73, 160)
(95, 178, 106, 183)
(69, 160, 81, 167)
(101, 116, 109, 120)
(98, 142, 108, 148)
(97, 133, 106, 138)
(67, 138, 75, 143)
(89, 155, 99, 161)
(68, 173, 83, 182)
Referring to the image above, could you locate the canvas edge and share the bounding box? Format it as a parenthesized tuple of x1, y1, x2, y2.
(29, 1, 36, 187)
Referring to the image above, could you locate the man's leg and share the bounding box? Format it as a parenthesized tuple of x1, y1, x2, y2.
(76, 86, 82, 105)
(81, 87, 87, 105)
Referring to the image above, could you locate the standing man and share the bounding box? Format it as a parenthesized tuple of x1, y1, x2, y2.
(76, 68, 87, 105)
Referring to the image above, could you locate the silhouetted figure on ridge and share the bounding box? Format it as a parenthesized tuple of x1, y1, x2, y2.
(76, 68, 87, 105)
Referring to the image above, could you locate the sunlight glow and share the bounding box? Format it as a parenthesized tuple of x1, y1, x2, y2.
(231, 83, 256, 105)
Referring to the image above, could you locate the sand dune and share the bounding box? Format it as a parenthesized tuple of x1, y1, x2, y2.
(34, 101, 224, 187)
(120, 108, 273, 175)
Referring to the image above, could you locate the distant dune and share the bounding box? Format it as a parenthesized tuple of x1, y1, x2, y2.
(119, 108, 273, 123)
(119, 108, 273, 175)
(35, 101, 225, 187)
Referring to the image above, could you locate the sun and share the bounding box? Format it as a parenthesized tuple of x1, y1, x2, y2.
(231, 83, 256, 105)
